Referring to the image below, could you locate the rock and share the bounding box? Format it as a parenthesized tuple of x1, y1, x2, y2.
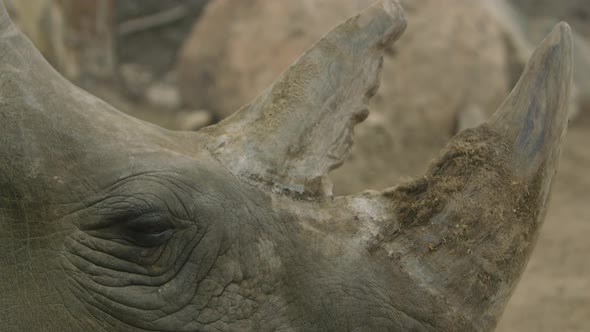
(177, 0, 374, 119)
(176, 0, 510, 194)
(507, 0, 590, 38)
(332, 0, 510, 193)
(145, 72, 181, 110)
(115, 0, 210, 78)
(5, 0, 79, 79)
(480, 0, 590, 121)
(146, 82, 181, 110)
(175, 110, 213, 131)
(7, 0, 116, 81)
(119, 63, 155, 99)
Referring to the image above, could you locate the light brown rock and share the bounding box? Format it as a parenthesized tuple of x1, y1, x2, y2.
(5, 0, 115, 81)
(4, 0, 78, 78)
(145, 72, 182, 110)
(332, 0, 510, 193)
(177, 0, 375, 119)
(176, 110, 213, 131)
(481, 0, 590, 120)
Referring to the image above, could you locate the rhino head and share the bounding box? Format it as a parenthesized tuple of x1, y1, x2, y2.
(0, 0, 572, 331)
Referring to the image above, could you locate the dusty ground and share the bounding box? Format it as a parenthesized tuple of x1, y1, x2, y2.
(496, 111, 590, 332)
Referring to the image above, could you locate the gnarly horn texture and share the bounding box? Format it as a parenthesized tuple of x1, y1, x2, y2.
(340, 23, 572, 330)
(202, 0, 407, 197)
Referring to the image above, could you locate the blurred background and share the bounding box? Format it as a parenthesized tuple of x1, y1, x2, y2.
(5, 0, 589, 330)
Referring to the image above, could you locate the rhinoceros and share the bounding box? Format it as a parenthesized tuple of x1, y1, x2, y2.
(0, 0, 572, 331)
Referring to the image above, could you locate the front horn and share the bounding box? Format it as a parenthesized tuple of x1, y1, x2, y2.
(322, 22, 572, 330)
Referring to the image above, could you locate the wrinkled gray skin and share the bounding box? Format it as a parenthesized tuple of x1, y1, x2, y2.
(0, 0, 573, 331)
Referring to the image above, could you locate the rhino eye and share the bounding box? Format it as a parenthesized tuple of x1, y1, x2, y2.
(119, 212, 175, 247)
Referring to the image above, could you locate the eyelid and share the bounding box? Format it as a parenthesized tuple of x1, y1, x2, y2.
(81, 196, 154, 230)
(82, 200, 172, 233)
(114, 212, 177, 248)
(124, 212, 174, 235)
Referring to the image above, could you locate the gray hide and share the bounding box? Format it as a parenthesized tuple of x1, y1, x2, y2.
(0, 0, 572, 331)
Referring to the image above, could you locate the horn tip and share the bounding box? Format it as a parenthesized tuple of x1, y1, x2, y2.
(548, 22, 573, 51)
(382, 0, 406, 21)
(555, 21, 572, 36)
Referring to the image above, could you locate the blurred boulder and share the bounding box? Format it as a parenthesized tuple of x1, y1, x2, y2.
(119, 63, 155, 100)
(6, 0, 76, 79)
(115, 0, 209, 79)
(175, 110, 213, 131)
(177, 0, 374, 119)
(333, 0, 509, 193)
(7, 0, 207, 99)
(145, 72, 182, 110)
(177, 0, 510, 193)
(146, 82, 180, 110)
(6, 0, 115, 81)
(481, 0, 590, 120)
(507, 0, 590, 38)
